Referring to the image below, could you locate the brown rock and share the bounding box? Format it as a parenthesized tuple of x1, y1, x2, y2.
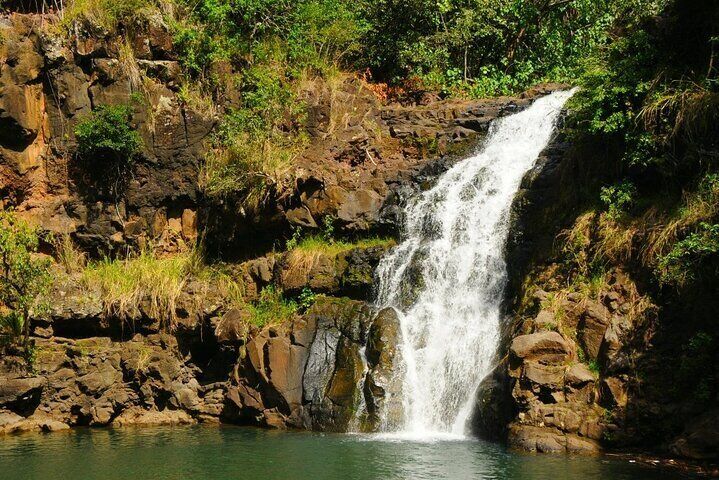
(0, 376, 44, 406)
(565, 363, 596, 386)
(599, 377, 627, 408)
(670, 410, 719, 460)
(523, 361, 565, 389)
(112, 407, 195, 426)
(285, 205, 317, 228)
(215, 308, 251, 343)
(578, 303, 611, 359)
(508, 424, 600, 454)
(510, 331, 572, 365)
(181, 209, 197, 240)
(533, 310, 557, 331)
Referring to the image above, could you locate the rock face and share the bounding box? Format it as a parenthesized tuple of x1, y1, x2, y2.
(473, 328, 604, 454)
(472, 115, 719, 462)
(203, 79, 562, 254)
(0, 13, 211, 255)
(225, 297, 401, 432)
(0, 334, 231, 432)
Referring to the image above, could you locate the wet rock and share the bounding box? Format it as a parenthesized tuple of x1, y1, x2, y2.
(472, 360, 513, 441)
(508, 424, 600, 454)
(670, 410, 719, 460)
(363, 308, 403, 429)
(112, 407, 196, 427)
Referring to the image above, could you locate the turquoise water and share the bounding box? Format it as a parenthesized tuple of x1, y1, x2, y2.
(0, 425, 690, 479)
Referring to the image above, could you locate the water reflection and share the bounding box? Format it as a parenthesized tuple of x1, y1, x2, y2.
(0, 425, 690, 480)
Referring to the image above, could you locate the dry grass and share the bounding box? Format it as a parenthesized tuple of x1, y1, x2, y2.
(281, 235, 394, 286)
(593, 215, 638, 264)
(61, 0, 160, 32)
(79, 243, 247, 330)
(53, 233, 87, 275)
(201, 128, 306, 213)
(82, 248, 190, 328)
(640, 83, 719, 146)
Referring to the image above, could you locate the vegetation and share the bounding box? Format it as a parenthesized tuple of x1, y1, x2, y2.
(80, 246, 244, 329)
(74, 104, 141, 164)
(74, 104, 143, 198)
(245, 285, 299, 327)
(0, 211, 51, 351)
(48, 0, 668, 210)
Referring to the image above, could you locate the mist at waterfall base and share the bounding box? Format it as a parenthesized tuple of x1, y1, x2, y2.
(370, 89, 577, 440)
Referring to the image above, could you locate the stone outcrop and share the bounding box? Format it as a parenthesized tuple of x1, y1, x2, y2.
(0, 333, 231, 431)
(203, 79, 564, 254)
(225, 297, 400, 432)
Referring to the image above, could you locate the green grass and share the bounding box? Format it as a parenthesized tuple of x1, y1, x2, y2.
(290, 234, 394, 256)
(245, 285, 298, 327)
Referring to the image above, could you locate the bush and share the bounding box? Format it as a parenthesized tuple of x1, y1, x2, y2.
(600, 180, 637, 219)
(74, 104, 142, 198)
(658, 222, 719, 285)
(75, 104, 142, 164)
(0, 210, 51, 350)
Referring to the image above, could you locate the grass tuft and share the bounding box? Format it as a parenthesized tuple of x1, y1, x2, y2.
(81, 249, 190, 328)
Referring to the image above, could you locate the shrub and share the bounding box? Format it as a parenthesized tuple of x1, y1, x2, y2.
(600, 180, 637, 219)
(657, 222, 719, 285)
(0, 210, 51, 350)
(74, 104, 143, 198)
(75, 104, 142, 164)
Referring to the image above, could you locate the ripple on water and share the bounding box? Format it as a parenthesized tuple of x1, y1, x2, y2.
(0, 426, 690, 480)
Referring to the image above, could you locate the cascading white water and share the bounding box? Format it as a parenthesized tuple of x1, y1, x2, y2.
(374, 89, 576, 439)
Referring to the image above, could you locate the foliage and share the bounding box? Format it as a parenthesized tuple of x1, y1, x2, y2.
(676, 332, 716, 405)
(353, 0, 648, 94)
(0, 210, 51, 350)
(75, 104, 141, 164)
(657, 223, 719, 285)
(600, 180, 637, 219)
(297, 286, 317, 312)
(563, 0, 719, 295)
(246, 285, 298, 326)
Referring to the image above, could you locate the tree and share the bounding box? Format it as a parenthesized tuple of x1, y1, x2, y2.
(0, 210, 51, 351)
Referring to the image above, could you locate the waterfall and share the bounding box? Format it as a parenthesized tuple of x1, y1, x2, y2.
(374, 89, 576, 438)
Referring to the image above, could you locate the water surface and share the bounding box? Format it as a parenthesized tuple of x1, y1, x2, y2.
(0, 425, 691, 479)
